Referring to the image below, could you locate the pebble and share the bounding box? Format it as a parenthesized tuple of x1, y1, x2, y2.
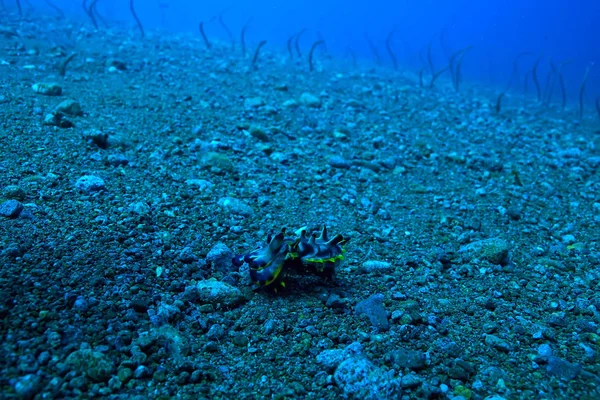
(128, 201, 150, 215)
(55, 99, 83, 116)
(83, 129, 109, 149)
(108, 375, 122, 390)
(32, 82, 62, 96)
(217, 197, 254, 217)
(386, 347, 426, 370)
(328, 156, 351, 169)
(73, 296, 88, 311)
(484, 334, 513, 352)
(106, 153, 129, 166)
(325, 294, 346, 309)
(149, 302, 180, 326)
(206, 242, 234, 271)
(106, 58, 127, 71)
(263, 319, 277, 335)
(299, 92, 321, 107)
(177, 247, 198, 264)
(401, 373, 423, 388)
(458, 238, 510, 265)
(184, 279, 245, 309)
(354, 293, 389, 331)
(185, 178, 214, 191)
(561, 234, 576, 245)
(362, 260, 393, 273)
(546, 356, 582, 381)
(43, 112, 73, 128)
(0, 199, 24, 218)
(134, 365, 151, 379)
(282, 99, 299, 108)
(537, 343, 553, 357)
(74, 175, 106, 192)
(130, 299, 149, 313)
(244, 97, 265, 108)
(206, 324, 225, 340)
(316, 348, 346, 373)
(65, 349, 114, 382)
(13, 374, 42, 398)
(200, 152, 234, 173)
(334, 356, 398, 397)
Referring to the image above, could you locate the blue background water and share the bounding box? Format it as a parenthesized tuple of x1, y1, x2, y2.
(20, 0, 600, 111)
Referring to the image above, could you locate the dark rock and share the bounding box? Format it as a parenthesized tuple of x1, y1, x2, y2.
(131, 299, 149, 313)
(387, 347, 426, 371)
(546, 356, 582, 381)
(355, 293, 389, 331)
(0, 199, 24, 218)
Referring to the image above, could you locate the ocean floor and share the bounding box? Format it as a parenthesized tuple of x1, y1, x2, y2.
(1, 10, 600, 400)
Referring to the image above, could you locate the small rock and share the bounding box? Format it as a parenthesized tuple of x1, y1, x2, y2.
(325, 294, 346, 309)
(83, 129, 109, 149)
(206, 324, 225, 340)
(0, 199, 24, 218)
(386, 347, 426, 370)
(217, 197, 254, 217)
(108, 375, 122, 390)
(244, 97, 265, 108)
(55, 99, 83, 116)
(106, 59, 127, 71)
(537, 343, 553, 358)
(149, 302, 180, 326)
(134, 365, 151, 379)
(484, 334, 512, 352)
(106, 153, 129, 166)
(131, 299, 149, 313)
(334, 356, 399, 398)
(231, 333, 248, 347)
(13, 374, 42, 398)
(561, 234, 576, 245)
(177, 247, 198, 264)
(75, 175, 106, 192)
(559, 147, 581, 158)
(43, 112, 73, 128)
(355, 293, 389, 331)
(459, 238, 510, 265)
(401, 373, 423, 389)
(185, 279, 245, 309)
(249, 125, 270, 142)
(128, 201, 150, 215)
(32, 82, 62, 96)
(299, 92, 321, 107)
(65, 349, 114, 382)
(362, 260, 393, 273)
(206, 242, 234, 271)
(2, 185, 26, 201)
(328, 156, 351, 169)
(546, 356, 582, 381)
(185, 179, 213, 191)
(200, 152, 234, 173)
(316, 349, 346, 373)
(282, 99, 299, 108)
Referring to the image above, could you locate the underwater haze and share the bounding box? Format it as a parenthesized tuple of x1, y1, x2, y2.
(28, 0, 600, 98)
(1, 0, 600, 399)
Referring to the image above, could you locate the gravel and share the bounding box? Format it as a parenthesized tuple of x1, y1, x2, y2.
(1, 8, 599, 400)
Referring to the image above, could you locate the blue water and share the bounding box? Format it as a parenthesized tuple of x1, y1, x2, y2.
(22, 0, 599, 111)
